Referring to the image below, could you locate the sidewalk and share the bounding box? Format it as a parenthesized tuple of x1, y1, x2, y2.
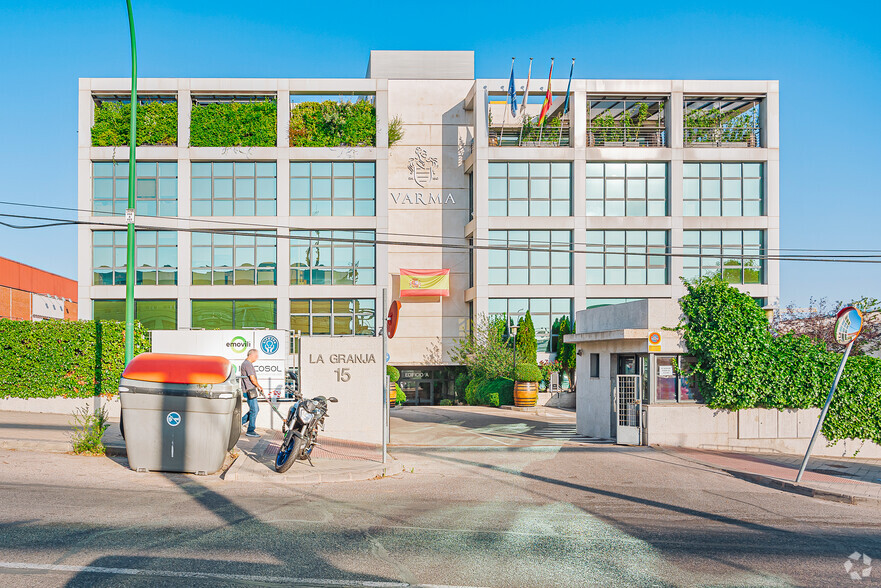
(661, 446, 881, 505)
(0, 411, 400, 483)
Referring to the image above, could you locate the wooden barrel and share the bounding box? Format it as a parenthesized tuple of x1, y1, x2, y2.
(389, 383, 397, 406)
(513, 381, 538, 407)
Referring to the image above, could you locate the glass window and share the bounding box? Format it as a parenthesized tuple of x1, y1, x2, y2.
(683, 162, 763, 217)
(92, 161, 177, 217)
(289, 299, 376, 337)
(191, 300, 276, 329)
(191, 231, 276, 285)
(92, 231, 177, 286)
(488, 230, 571, 285)
(586, 230, 668, 285)
(683, 230, 764, 284)
(487, 298, 572, 353)
(92, 299, 177, 330)
(585, 162, 667, 217)
(654, 356, 702, 402)
(290, 230, 375, 285)
(191, 162, 276, 216)
(290, 161, 375, 217)
(488, 162, 571, 216)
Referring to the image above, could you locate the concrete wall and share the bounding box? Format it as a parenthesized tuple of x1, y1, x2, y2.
(0, 396, 121, 418)
(646, 405, 881, 458)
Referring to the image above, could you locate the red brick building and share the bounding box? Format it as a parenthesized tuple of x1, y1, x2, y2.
(0, 257, 77, 320)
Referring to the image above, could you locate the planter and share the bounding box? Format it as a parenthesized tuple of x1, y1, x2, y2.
(513, 381, 538, 407)
(389, 384, 397, 407)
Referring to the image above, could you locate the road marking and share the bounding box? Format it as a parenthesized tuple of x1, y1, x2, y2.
(0, 561, 490, 588)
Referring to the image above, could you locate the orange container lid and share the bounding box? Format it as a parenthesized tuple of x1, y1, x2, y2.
(122, 353, 232, 385)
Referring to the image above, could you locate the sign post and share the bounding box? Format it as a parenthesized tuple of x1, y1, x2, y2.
(382, 288, 388, 464)
(795, 306, 864, 483)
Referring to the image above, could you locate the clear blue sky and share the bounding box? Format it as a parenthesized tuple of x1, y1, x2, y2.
(1, 1, 879, 306)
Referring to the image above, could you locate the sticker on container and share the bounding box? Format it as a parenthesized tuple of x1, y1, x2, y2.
(166, 412, 181, 427)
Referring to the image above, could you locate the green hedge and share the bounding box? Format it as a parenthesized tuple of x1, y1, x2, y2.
(464, 378, 514, 407)
(91, 101, 178, 146)
(0, 319, 150, 399)
(289, 100, 376, 147)
(394, 382, 406, 405)
(190, 100, 277, 147)
(454, 372, 469, 403)
(514, 362, 542, 382)
(387, 365, 400, 382)
(678, 276, 881, 444)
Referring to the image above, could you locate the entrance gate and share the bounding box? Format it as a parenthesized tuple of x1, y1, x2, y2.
(615, 374, 642, 445)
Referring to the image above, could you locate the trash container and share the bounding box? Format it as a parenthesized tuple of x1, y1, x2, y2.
(118, 353, 241, 474)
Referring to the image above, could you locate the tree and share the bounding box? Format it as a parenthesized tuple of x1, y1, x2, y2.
(516, 311, 537, 364)
(773, 296, 880, 357)
(450, 314, 515, 381)
(557, 317, 577, 392)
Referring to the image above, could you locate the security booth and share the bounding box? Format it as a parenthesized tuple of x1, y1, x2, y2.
(565, 299, 692, 445)
(118, 353, 241, 474)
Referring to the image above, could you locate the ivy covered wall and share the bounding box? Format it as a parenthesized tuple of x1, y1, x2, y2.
(91, 101, 178, 146)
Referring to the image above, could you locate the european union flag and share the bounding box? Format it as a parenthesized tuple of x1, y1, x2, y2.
(508, 68, 518, 117)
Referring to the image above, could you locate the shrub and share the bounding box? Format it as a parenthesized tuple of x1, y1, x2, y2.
(91, 100, 178, 146)
(678, 275, 881, 444)
(71, 406, 109, 455)
(388, 115, 404, 146)
(464, 378, 484, 405)
(451, 314, 514, 381)
(454, 372, 470, 403)
(395, 382, 406, 406)
(387, 365, 400, 382)
(439, 399, 453, 406)
(289, 100, 376, 147)
(516, 311, 537, 364)
(514, 362, 542, 383)
(190, 100, 277, 147)
(0, 319, 150, 399)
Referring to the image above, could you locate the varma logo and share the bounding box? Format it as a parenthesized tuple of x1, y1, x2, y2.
(227, 336, 248, 353)
(260, 335, 280, 355)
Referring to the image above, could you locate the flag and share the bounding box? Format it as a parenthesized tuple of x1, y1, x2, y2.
(521, 58, 533, 117)
(400, 269, 450, 297)
(507, 59, 518, 117)
(562, 58, 575, 114)
(538, 58, 554, 126)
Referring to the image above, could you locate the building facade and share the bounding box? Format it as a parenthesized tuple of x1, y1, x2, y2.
(77, 51, 779, 404)
(0, 257, 77, 321)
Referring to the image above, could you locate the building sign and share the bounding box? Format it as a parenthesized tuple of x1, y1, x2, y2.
(390, 147, 456, 206)
(151, 330, 287, 397)
(299, 336, 384, 444)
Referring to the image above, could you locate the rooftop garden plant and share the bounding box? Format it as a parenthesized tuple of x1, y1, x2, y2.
(91, 100, 178, 146)
(190, 99, 277, 147)
(289, 100, 376, 147)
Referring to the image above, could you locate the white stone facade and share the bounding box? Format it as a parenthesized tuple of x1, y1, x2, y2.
(77, 51, 779, 390)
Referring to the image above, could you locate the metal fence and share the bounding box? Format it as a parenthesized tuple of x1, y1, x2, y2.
(489, 122, 570, 147)
(588, 126, 667, 147)
(684, 126, 761, 147)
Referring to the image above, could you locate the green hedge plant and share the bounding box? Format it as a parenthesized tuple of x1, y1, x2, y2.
(677, 275, 881, 445)
(387, 365, 400, 382)
(289, 100, 376, 147)
(514, 363, 542, 383)
(0, 319, 150, 398)
(91, 100, 178, 146)
(395, 382, 406, 406)
(190, 100, 277, 147)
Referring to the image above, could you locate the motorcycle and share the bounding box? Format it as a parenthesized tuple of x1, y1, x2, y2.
(274, 392, 338, 473)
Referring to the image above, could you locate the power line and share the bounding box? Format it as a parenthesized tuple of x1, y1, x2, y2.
(3, 211, 881, 264)
(2, 198, 881, 256)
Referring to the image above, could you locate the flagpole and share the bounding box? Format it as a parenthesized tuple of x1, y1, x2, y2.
(498, 57, 514, 146)
(538, 58, 554, 145)
(559, 58, 574, 147)
(518, 58, 532, 146)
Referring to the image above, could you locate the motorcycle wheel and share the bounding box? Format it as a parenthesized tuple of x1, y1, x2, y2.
(274, 431, 303, 473)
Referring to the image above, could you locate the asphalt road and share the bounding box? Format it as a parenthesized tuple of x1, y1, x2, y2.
(0, 407, 879, 587)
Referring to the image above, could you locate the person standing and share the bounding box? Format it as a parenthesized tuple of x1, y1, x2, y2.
(240, 349, 263, 438)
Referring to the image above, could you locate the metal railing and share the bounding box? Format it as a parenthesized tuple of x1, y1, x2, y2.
(684, 126, 761, 147)
(489, 121, 570, 147)
(588, 126, 666, 147)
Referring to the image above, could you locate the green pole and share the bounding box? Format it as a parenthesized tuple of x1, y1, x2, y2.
(124, 0, 137, 364)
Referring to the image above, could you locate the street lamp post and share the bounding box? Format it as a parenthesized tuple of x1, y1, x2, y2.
(510, 322, 519, 381)
(123, 0, 138, 364)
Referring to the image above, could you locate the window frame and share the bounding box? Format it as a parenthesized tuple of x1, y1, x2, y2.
(290, 161, 376, 217)
(191, 161, 277, 217)
(191, 231, 277, 286)
(92, 161, 178, 217)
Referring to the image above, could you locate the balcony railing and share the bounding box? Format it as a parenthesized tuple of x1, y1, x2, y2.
(489, 121, 570, 147)
(588, 126, 666, 147)
(684, 126, 760, 147)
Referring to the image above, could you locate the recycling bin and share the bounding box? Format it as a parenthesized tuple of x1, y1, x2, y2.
(118, 353, 241, 474)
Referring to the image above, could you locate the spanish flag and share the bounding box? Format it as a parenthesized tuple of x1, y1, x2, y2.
(400, 269, 450, 297)
(538, 58, 554, 126)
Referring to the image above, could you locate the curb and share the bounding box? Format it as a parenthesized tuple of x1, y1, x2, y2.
(223, 456, 403, 484)
(1, 439, 127, 458)
(657, 447, 881, 506)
